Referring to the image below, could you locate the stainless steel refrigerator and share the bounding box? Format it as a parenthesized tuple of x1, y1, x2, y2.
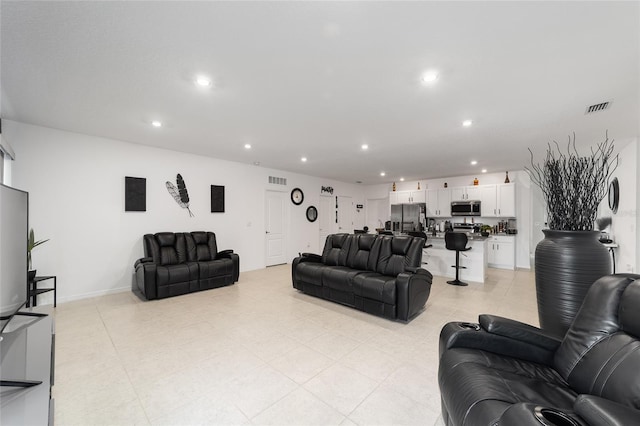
(390, 203, 426, 233)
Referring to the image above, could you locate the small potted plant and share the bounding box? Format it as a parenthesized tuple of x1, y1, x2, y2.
(480, 225, 492, 237)
(27, 228, 49, 282)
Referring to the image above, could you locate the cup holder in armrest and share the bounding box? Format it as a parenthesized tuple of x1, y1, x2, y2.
(534, 406, 580, 426)
(458, 322, 481, 331)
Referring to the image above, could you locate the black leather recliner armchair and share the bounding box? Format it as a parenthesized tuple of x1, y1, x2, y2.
(135, 231, 239, 300)
(438, 274, 640, 426)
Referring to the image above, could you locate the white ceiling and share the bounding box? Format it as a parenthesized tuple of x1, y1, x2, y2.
(1, 1, 638, 184)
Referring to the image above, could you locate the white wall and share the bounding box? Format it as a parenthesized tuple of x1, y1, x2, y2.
(6, 120, 364, 302)
(599, 139, 637, 273)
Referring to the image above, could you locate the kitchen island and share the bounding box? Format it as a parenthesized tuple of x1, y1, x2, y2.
(421, 233, 488, 284)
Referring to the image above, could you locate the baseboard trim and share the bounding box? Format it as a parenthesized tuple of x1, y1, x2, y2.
(57, 286, 130, 304)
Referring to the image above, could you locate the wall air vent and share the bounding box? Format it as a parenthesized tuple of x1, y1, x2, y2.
(585, 101, 611, 114)
(268, 176, 287, 186)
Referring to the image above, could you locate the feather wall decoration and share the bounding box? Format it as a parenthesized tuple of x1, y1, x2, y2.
(166, 173, 194, 217)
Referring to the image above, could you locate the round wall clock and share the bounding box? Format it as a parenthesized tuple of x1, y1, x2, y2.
(291, 188, 304, 205)
(306, 206, 318, 222)
(608, 177, 619, 214)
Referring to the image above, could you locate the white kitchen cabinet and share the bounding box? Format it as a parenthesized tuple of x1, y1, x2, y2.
(487, 235, 515, 270)
(480, 185, 498, 216)
(497, 183, 516, 217)
(479, 183, 515, 217)
(451, 185, 481, 201)
(427, 188, 450, 217)
(389, 190, 425, 205)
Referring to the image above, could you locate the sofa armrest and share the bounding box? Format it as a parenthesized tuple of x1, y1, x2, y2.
(299, 253, 323, 263)
(439, 320, 557, 366)
(405, 266, 431, 275)
(396, 269, 433, 321)
(498, 403, 586, 426)
(134, 257, 153, 268)
(574, 395, 640, 426)
(216, 250, 233, 259)
(479, 314, 562, 352)
(214, 250, 239, 282)
(134, 261, 157, 300)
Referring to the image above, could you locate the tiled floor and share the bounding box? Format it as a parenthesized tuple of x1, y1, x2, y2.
(52, 265, 539, 425)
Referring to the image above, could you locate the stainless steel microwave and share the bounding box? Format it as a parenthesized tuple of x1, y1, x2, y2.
(451, 201, 481, 216)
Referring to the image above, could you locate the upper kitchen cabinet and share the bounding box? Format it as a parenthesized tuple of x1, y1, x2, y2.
(389, 190, 426, 205)
(451, 185, 481, 201)
(480, 183, 515, 217)
(497, 183, 516, 217)
(426, 188, 451, 217)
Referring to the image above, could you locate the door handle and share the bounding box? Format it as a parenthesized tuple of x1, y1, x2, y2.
(266, 231, 270, 234)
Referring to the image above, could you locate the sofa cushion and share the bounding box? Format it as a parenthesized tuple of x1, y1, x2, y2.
(198, 258, 233, 278)
(345, 234, 379, 271)
(554, 275, 640, 409)
(321, 233, 351, 266)
(375, 235, 422, 277)
(439, 347, 577, 426)
(295, 261, 325, 286)
(154, 232, 188, 266)
(352, 272, 397, 305)
(186, 231, 218, 262)
(156, 262, 199, 286)
(321, 266, 362, 292)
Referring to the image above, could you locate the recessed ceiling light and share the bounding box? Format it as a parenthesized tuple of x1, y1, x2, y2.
(151, 120, 162, 128)
(361, 144, 369, 150)
(470, 160, 478, 165)
(482, 169, 487, 173)
(195, 76, 212, 87)
(380, 172, 386, 177)
(422, 71, 439, 83)
(244, 143, 252, 149)
(462, 120, 473, 127)
(301, 157, 307, 162)
(253, 161, 261, 166)
(400, 178, 405, 182)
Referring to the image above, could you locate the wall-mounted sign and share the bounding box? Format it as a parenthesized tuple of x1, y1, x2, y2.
(321, 186, 334, 195)
(356, 204, 363, 209)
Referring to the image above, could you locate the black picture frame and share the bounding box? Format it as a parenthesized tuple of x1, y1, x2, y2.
(125, 177, 146, 212)
(211, 185, 225, 213)
(608, 177, 619, 214)
(306, 206, 318, 222)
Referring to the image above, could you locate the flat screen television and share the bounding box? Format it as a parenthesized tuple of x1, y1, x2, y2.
(0, 183, 29, 334)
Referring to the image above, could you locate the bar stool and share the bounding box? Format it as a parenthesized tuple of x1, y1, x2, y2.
(445, 232, 471, 286)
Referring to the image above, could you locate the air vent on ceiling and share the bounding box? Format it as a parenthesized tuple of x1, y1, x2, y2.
(268, 176, 287, 186)
(585, 101, 611, 114)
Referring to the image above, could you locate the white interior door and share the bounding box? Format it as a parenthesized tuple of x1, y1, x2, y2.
(265, 190, 287, 266)
(337, 196, 353, 233)
(319, 195, 335, 250)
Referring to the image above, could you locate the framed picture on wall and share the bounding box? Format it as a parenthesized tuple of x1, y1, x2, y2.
(125, 176, 146, 212)
(211, 185, 225, 213)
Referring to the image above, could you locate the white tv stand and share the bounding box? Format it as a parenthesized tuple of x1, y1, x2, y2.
(1, 306, 54, 425)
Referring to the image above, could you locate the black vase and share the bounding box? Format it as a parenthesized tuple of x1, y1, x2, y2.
(535, 229, 611, 338)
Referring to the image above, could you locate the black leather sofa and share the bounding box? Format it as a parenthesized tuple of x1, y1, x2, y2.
(292, 233, 433, 321)
(438, 274, 640, 426)
(134, 231, 239, 300)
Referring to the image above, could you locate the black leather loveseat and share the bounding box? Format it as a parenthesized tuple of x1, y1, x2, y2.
(292, 233, 433, 321)
(134, 231, 239, 300)
(438, 274, 640, 426)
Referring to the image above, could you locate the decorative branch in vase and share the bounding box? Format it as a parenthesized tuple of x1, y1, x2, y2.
(526, 132, 617, 231)
(525, 131, 618, 338)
